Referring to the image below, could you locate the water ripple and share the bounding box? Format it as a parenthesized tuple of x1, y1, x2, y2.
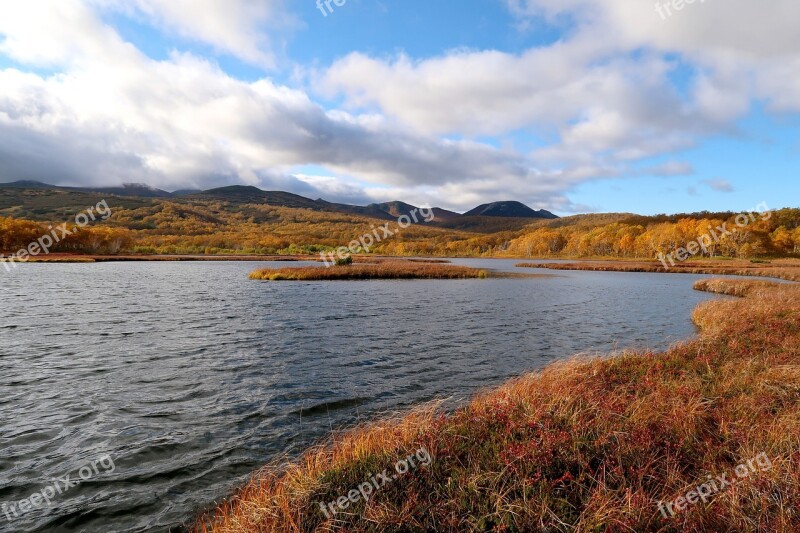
(0, 259, 722, 532)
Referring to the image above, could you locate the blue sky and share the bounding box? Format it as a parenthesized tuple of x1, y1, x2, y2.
(0, 0, 797, 215)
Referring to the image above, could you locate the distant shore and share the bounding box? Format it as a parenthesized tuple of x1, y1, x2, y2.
(0, 253, 315, 263)
(517, 258, 800, 282)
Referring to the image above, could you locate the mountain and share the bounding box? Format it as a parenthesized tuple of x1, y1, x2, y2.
(369, 201, 461, 222)
(0, 180, 172, 198)
(172, 189, 203, 197)
(370, 201, 419, 219)
(316, 199, 395, 220)
(431, 207, 462, 221)
(70, 183, 173, 198)
(0, 181, 559, 222)
(0, 180, 55, 189)
(464, 201, 558, 219)
(190, 186, 322, 210)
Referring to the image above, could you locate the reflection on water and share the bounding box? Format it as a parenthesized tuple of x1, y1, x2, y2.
(0, 259, 721, 532)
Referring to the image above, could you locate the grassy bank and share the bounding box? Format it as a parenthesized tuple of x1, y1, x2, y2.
(516, 259, 800, 282)
(196, 271, 800, 532)
(0, 253, 316, 263)
(249, 262, 490, 281)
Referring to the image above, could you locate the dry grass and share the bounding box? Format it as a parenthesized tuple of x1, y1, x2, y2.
(197, 275, 800, 532)
(249, 262, 489, 281)
(314, 256, 453, 265)
(516, 259, 800, 282)
(692, 278, 781, 297)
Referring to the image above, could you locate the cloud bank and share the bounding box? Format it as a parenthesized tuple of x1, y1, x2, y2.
(0, 0, 797, 211)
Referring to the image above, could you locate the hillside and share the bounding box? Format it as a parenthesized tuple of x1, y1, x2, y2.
(0, 181, 554, 224)
(191, 186, 323, 210)
(1, 182, 798, 260)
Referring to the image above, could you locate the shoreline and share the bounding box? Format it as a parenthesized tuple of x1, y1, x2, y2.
(0, 253, 316, 263)
(517, 258, 800, 282)
(194, 264, 800, 532)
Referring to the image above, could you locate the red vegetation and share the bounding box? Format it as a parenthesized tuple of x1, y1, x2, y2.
(249, 262, 489, 280)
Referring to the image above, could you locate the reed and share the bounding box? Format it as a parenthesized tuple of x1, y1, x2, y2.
(516, 259, 800, 282)
(249, 262, 488, 281)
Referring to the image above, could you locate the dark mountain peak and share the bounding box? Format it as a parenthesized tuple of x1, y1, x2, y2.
(0, 180, 559, 222)
(201, 185, 261, 195)
(464, 201, 558, 219)
(194, 186, 321, 210)
(171, 189, 202, 197)
(89, 183, 172, 197)
(317, 199, 395, 220)
(431, 207, 461, 221)
(369, 201, 419, 218)
(0, 180, 172, 197)
(0, 180, 55, 189)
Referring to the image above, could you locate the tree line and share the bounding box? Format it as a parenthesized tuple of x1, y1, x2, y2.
(2, 203, 799, 260)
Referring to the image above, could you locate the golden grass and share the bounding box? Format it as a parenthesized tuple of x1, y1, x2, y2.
(692, 278, 781, 297)
(314, 256, 453, 264)
(197, 275, 800, 532)
(516, 259, 800, 282)
(249, 262, 489, 281)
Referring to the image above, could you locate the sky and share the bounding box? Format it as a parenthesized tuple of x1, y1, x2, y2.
(0, 0, 798, 215)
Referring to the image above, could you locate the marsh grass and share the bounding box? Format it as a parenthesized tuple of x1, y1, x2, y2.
(517, 259, 800, 282)
(249, 262, 489, 281)
(198, 274, 800, 532)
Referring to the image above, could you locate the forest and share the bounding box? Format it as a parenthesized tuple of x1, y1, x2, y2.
(1, 197, 799, 260)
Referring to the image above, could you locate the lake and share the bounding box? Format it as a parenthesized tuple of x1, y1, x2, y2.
(0, 259, 725, 532)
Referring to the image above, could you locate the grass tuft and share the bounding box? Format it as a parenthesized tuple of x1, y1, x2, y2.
(516, 259, 800, 282)
(249, 261, 491, 281)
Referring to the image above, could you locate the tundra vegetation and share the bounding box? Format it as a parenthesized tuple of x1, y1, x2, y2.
(248, 261, 490, 281)
(517, 259, 800, 282)
(2, 195, 799, 260)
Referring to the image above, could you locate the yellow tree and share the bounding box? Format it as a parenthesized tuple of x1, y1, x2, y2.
(771, 226, 794, 254)
(792, 227, 800, 255)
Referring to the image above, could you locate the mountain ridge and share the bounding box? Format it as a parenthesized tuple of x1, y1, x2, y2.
(0, 180, 559, 221)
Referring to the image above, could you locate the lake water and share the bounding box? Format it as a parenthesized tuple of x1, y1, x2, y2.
(0, 259, 725, 532)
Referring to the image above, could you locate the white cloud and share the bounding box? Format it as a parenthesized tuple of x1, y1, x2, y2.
(505, 0, 800, 111)
(88, 0, 292, 68)
(319, 0, 800, 188)
(702, 179, 734, 193)
(0, 52, 556, 204)
(1, 1, 590, 210)
(1, 0, 798, 212)
(320, 45, 720, 176)
(645, 161, 694, 177)
(0, 0, 134, 67)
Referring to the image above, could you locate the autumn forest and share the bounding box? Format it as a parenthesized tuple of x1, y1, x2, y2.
(1, 188, 799, 261)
